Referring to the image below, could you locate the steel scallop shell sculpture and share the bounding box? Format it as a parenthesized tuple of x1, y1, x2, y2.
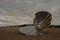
(19, 11, 52, 36)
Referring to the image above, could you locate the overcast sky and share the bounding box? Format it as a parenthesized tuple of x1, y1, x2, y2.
(0, 0, 60, 26)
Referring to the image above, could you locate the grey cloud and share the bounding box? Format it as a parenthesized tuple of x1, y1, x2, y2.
(0, 0, 60, 26)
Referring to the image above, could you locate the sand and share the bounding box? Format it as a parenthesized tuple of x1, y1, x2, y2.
(0, 27, 60, 40)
